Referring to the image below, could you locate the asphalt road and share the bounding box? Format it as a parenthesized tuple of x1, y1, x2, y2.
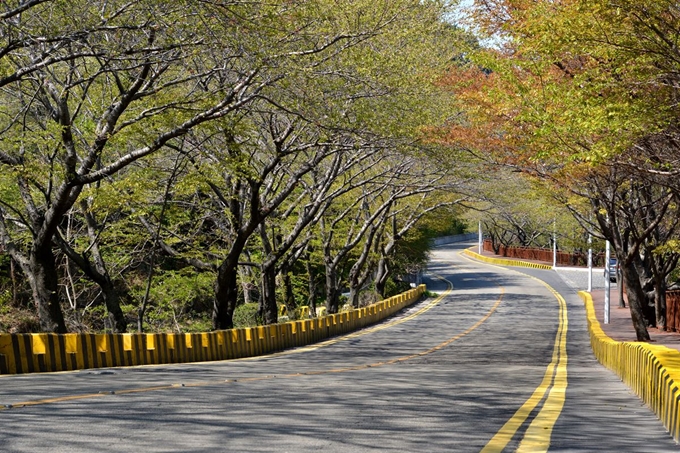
(1, 243, 677, 452)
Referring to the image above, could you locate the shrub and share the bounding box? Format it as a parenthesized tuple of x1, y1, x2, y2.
(384, 277, 411, 298)
(233, 303, 261, 328)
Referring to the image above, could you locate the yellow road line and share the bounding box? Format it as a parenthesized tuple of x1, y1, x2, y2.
(3, 273, 503, 411)
(285, 274, 454, 354)
(480, 306, 565, 453)
(4, 393, 108, 408)
(467, 253, 569, 453)
(517, 289, 568, 452)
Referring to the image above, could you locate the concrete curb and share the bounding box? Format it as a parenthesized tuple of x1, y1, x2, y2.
(579, 291, 680, 443)
(0, 285, 425, 375)
(462, 249, 554, 270)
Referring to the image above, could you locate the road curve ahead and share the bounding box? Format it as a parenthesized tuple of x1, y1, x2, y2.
(0, 243, 677, 452)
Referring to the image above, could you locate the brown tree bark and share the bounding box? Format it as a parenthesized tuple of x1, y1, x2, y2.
(375, 256, 389, 298)
(259, 263, 279, 325)
(28, 245, 67, 333)
(620, 259, 651, 341)
(324, 267, 342, 314)
(214, 238, 251, 330)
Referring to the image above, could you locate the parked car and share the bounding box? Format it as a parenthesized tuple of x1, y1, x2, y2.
(604, 257, 618, 282)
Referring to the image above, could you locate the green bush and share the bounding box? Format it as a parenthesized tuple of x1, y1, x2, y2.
(383, 277, 411, 298)
(129, 269, 215, 332)
(233, 303, 261, 328)
(181, 314, 212, 333)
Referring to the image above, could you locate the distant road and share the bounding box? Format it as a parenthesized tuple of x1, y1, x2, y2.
(1, 243, 676, 452)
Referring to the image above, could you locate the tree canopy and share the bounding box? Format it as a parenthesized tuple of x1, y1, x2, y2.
(439, 0, 680, 340)
(0, 0, 475, 333)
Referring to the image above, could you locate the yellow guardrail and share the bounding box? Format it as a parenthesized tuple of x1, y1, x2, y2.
(0, 285, 425, 375)
(462, 249, 554, 270)
(464, 246, 680, 440)
(579, 291, 680, 442)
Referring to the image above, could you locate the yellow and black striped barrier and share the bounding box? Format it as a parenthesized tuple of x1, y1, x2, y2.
(579, 291, 680, 442)
(463, 249, 554, 270)
(0, 285, 425, 375)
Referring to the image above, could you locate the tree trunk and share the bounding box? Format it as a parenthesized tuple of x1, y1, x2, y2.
(84, 208, 128, 333)
(620, 260, 651, 341)
(282, 270, 295, 316)
(325, 263, 341, 314)
(242, 281, 254, 305)
(259, 261, 278, 325)
(239, 250, 257, 305)
(28, 245, 67, 333)
(138, 256, 153, 333)
(306, 255, 318, 318)
(56, 233, 129, 333)
(10, 258, 17, 306)
(213, 251, 242, 330)
(101, 278, 127, 333)
(348, 260, 361, 308)
(375, 257, 389, 298)
(348, 285, 360, 309)
(491, 237, 500, 255)
(654, 275, 667, 331)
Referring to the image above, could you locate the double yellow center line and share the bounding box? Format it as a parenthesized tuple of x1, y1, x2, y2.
(481, 277, 569, 453)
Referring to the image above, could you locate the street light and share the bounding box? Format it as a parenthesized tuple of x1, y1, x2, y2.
(552, 217, 557, 268)
(587, 229, 593, 292)
(604, 240, 611, 324)
(478, 220, 482, 254)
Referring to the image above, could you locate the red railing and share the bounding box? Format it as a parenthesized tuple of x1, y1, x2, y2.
(480, 241, 680, 332)
(666, 291, 680, 332)
(483, 239, 605, 267)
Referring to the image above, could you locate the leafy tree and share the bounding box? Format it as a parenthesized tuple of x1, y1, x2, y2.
(0, 0, 475, 333)
(441, 0, 680, 340)
(0, 0, 278, 332)
(463, 169, 581, 253)
(181, 0, 464, 327)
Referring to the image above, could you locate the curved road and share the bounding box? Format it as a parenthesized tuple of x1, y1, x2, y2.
(1, 243, 677, 452)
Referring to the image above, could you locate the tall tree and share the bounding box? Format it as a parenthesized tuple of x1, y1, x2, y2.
(440, 0, 680, 340)
(0, 0, 296, 332)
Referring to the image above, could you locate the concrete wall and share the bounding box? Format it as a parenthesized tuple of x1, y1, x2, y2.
(430, 232, 477, 247)
(0, 285, 425, 375)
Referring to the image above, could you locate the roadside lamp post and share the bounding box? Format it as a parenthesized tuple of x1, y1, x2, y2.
(587, 230, 593, 292)
(478, 220, 482, 254)
(604, 240, 611, 324)
(552, 218, 557, 269)
(619, 267, 625, 308)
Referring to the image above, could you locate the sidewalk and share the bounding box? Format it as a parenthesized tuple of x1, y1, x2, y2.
(473, 246, 680, 352)
(590, 289, 680, 352)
